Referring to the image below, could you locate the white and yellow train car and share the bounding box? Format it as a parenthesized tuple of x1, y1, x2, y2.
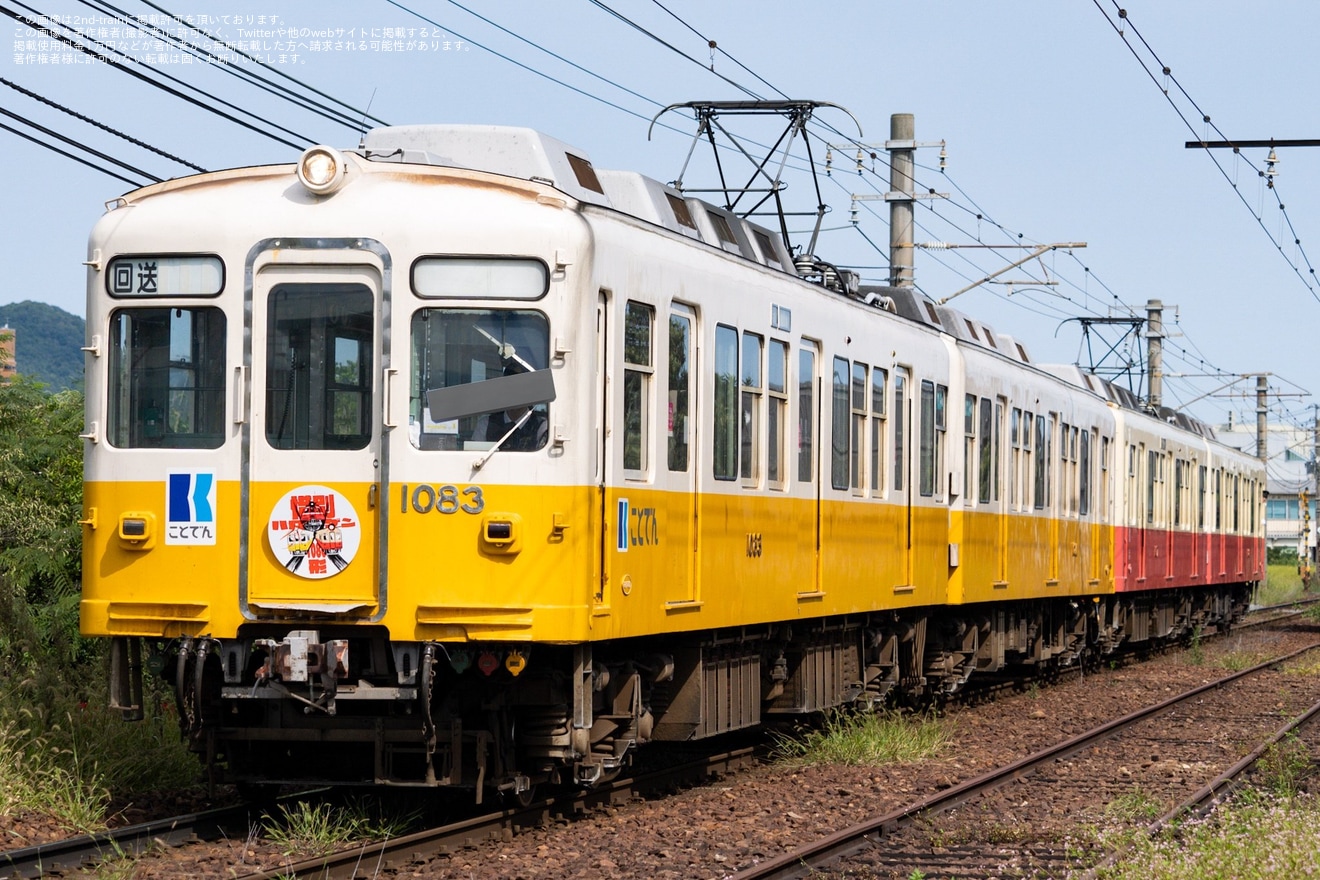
(80, 125, 1262, 798)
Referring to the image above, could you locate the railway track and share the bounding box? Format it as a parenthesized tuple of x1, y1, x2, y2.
(0, 794, 309, 880)
(3, 605, 1313, 879)
(727, 637, 1320, 879)
(225, 747, 759, 880)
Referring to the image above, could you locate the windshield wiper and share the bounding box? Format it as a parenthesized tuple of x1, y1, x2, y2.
(471, 407, 535, 472)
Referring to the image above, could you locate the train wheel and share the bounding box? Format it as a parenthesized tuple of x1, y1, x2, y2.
(505, 783, 538, 808)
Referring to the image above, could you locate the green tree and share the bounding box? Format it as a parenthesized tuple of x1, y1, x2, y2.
(0, 376, 86, 680)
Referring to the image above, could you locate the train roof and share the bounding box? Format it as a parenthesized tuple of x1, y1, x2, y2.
(356, 125, 1220, 441)
(359, 124, 793, 272)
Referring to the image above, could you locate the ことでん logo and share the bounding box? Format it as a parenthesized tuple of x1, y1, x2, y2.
(267, 485, 360, 579)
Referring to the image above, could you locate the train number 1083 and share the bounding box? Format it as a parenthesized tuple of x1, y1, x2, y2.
(399, 484, 485, 515)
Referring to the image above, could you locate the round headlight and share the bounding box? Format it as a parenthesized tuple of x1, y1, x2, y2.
(296, 145, 347, 195)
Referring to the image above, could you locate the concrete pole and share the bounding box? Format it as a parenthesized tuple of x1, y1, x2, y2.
(888, 113, 915, 289)
(1255, 375, 1268, 463)
(1313, 410, 1319, 565)
(1145, 299, 1163, 411)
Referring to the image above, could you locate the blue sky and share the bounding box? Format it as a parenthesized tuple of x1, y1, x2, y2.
(4, 0, 1318, 432)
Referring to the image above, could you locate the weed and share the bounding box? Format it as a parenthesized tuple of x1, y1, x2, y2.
(1214, 649, 1272, 672)
(262, 797, 417, 857)
(771, 709, 948, 767)
(1095, 793, 1320, 880)
(1105, 786, 1164, 822)
(1255, 735, 1312, 800)
(0, 715, 108, 833)
(1186, 627, 1204, 666)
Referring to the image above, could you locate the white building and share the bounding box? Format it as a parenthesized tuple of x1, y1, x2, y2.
(1214, 417, 1315, 559)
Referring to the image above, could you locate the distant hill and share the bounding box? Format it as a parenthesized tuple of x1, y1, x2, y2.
(0, 301, 85, 391)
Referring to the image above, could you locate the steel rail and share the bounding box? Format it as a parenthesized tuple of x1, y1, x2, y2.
(725, 639, 1320, 880)
(228, 747, 759, 880)
(0, 792, 322, 879)
(1073, 690, 1320, 879)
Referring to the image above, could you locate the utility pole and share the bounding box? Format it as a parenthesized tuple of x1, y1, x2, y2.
(888, 113, 915, 288)
(1146, 299, 1164, 412)
(1256, 375, 1269, 463)
(1312, 408, 1319, 575)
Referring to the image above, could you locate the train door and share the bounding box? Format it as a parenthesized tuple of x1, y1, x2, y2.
(995, 398, 1009, 585)
(893, 367, 913, 586)
(664, 303, 698, 605)
(1137, 443, 1148, 583)
(594, 292, 610, 610)
(799, 342, 822, 595)
(240, 249, 387, 618)
(1047, 414, 1059, 584)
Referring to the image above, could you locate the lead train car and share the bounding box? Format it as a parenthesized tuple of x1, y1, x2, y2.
(80, 125, 1264, 798)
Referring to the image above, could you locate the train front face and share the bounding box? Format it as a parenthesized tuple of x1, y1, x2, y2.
(80, 147, 598, 794)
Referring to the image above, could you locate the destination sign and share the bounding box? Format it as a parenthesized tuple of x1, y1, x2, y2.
(106, 255, 224, 297)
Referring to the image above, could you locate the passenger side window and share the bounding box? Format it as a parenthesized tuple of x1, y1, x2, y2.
(741, 332, 763, 483)
(767, 339, 788, 487)
(623, 301, 654, 473)
(797, 345, 817, 484)
(667, 309, 691, 472)
(713, 325, 738, 480)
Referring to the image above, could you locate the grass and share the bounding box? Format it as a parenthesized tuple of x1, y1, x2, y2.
(1092, 794, 1320, 880)
(262, 798, 418, 857)
(0, 715, 109, 833)
(1103, 786, 1164, 823)
(1252, 734, 1313, 800)
(771, 709, 949, 766)
(0, 681, 201, 833)
(1257, 564, 1308, 606)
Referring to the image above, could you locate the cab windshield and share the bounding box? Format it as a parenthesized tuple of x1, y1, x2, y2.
(107, 307, 226, 448)
(409, 309, 550, 451)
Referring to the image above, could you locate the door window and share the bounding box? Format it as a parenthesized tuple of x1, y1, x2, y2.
(266, 283, 373, 450)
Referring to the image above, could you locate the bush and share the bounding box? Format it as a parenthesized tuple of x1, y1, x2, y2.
(1268, 546, 1299, 565)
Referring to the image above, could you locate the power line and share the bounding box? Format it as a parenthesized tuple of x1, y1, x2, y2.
(1090, 0, 1320, 306)
(2, 1, 310, 151)
(583, 0, 762, 99)
(442, 0, 664, 110)
(381, 0, 678, 131)
(0, 118, 145, 187)
(123, 0, 388, 130)
(1, 77, 206, 173)
(0, 105, 160, 182)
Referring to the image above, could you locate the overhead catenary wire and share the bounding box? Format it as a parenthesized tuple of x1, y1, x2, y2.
(133, 0, 389, 128)
(0, 118, 145, 187)
(630, 11, 1276, 417)
(0, 105, 160, 182)
(73, 0, 376, 133)
(1, 77, 206, 173)
(1090, 0, 1320, 307)
(2, 1, 311, 151)
(381, 0, 686, 133)
(9, 0, 1278, 427)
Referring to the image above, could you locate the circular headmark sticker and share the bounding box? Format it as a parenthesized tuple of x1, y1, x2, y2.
(267, 485, 361, 579)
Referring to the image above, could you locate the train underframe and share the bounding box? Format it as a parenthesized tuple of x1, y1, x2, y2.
(108, 583, 1253, 801)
